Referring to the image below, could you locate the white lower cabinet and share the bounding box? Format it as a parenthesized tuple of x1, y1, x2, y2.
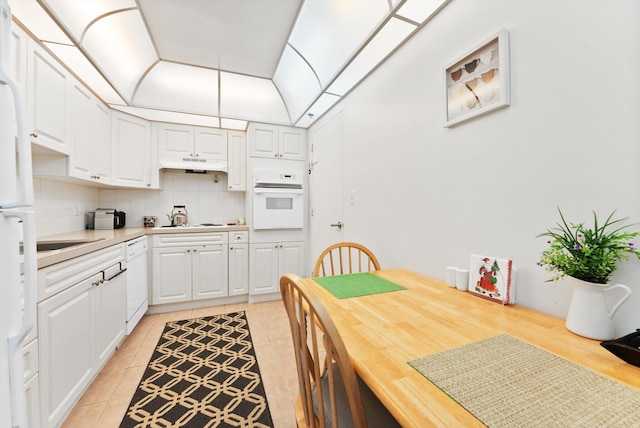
(229, 231, 249, 295)
(152, 233, 229, 304)
(38, 274, 96, 428)
(95, 265, 126, 368)
(249, 241, 305, 295)
(193, 245, 228, 300)
(37, 245, 125, 428)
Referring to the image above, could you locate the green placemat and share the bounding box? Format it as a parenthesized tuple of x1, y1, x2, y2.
(313, 272, 406, 299)
(408, 335, 640, 428)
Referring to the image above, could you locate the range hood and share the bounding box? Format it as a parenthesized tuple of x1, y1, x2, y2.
(159, 158, 227, 173)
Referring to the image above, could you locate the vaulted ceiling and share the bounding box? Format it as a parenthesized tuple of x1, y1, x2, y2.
(10, 0, 448, 130)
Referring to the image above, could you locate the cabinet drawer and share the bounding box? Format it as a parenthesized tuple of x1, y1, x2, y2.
(38, 244, 125, 302)
(230, 231, 248, 243)
(152, 233, 228, 247)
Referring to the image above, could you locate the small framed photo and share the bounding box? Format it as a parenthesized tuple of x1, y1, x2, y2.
(444, 29, 510, 127)
(468, 254, 516, 305)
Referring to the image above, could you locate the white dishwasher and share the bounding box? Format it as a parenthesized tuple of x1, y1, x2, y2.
(125, 236, 148, 334)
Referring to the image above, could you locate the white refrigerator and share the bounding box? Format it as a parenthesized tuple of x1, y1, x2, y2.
(0, 0, 38, 427)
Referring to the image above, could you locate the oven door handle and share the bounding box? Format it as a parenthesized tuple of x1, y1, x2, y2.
(253, 188, 303, 195)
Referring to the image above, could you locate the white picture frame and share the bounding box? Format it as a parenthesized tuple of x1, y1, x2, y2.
(444, 29, 510, 127)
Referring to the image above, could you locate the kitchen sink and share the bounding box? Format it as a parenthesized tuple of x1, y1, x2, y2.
(21, 238, 106, 253)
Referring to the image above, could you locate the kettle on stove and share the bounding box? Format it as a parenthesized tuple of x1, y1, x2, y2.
(167, 205, 188, 226)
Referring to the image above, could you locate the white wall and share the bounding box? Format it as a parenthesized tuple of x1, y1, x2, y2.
(99, 170, 245, 228)
(35, 171, 245, 235)
(309, 0, 640, 336)
(34, 178, 100, 236)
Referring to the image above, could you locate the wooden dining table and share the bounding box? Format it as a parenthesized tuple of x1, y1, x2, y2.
(300, 269, 640, 427)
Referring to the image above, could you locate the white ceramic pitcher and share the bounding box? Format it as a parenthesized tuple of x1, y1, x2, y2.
(565, 276, 632, 340)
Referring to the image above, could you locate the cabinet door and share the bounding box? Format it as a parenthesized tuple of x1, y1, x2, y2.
(229, 243, 248, 295)
(158, 123, 193, 160)
(249, 243, 279, 294)
(249, 123, 279, 158)
(94, 272, 126, 369)
(111, 111, 152, 188)
(38, 275, 96, 428)
(227, 131, 246, 191)
(68, 82, 94, 181)
(152, 247, 192, 304)
(92, 102, 111, 182)
(280, 127, 306, 160)
(280, 241, 306, 278)
(192, 245, 229, 300)
(27, 40, 69, 154)
(195, 127, 227, 160)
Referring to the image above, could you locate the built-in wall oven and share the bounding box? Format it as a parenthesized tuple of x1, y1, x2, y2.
(253, 169, 304, 229)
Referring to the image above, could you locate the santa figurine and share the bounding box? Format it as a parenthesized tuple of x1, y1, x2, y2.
(476, 257, 501, 298)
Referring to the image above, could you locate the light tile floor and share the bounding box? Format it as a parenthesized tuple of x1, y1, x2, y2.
(61, 300, 298, 428)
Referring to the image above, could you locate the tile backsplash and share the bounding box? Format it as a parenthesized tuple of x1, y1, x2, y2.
(35, 170, 246, 237)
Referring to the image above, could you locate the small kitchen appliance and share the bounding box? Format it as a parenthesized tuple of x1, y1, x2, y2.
(95, 208, 126, 229)
(114, 210, 126, 229)
(167, 205, 188, 226)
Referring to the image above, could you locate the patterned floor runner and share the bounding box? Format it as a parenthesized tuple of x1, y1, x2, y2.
(120, 311, 273, 428)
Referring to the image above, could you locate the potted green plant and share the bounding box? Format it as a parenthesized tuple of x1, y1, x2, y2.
(537, 208, 640, 340)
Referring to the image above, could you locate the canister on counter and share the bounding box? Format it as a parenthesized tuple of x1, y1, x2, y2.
(143, 216, 157, 228)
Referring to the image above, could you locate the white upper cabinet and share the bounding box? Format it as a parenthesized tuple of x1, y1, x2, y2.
(111, 110, 157, 188)
(195, 127, 227, 160)
(93, 103, 111, 181)
(157, 123, 227, 163)
(248, 123, 306, 160)
(27, 39, 70, 154)
(227, 130, 247, 191)
(68, 80, 111, 184)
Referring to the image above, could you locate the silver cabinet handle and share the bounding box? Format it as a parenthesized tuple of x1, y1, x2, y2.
(30, 132, 38, 138)
(330, 221, 343, 230)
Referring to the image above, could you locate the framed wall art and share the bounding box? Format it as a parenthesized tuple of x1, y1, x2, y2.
(444, 29, 510, 127)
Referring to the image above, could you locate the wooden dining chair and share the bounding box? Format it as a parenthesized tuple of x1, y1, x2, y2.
(312, 242, 381, 277)
(280, 274, 399, 428)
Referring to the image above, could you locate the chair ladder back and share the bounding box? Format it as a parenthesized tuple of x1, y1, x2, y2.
(313, 242, 381, 277)
(280, 274, 368, 428)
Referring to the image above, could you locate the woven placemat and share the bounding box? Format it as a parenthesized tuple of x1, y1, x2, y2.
(312, 272, 406, 299)
(408, 335, 640, 428)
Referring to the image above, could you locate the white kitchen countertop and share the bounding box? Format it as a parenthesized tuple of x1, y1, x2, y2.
(35, 225, 249, 269)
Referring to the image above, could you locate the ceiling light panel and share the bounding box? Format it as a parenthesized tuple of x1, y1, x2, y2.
(288, 0, 389, 87)
(328, 17, 416, 96)
(8, 0, 71, 44)
(396, 0, 447, 24)
(295, 93, 342, 128)
(134, 61, 218, 116)
(44, 42, 125, 105)
(41, 0, 136, 41)
(273, 45, 322, 121)
(138, 0, 300, 78)
(220, 72, 289, 125)
(82, 9, 157, 102)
